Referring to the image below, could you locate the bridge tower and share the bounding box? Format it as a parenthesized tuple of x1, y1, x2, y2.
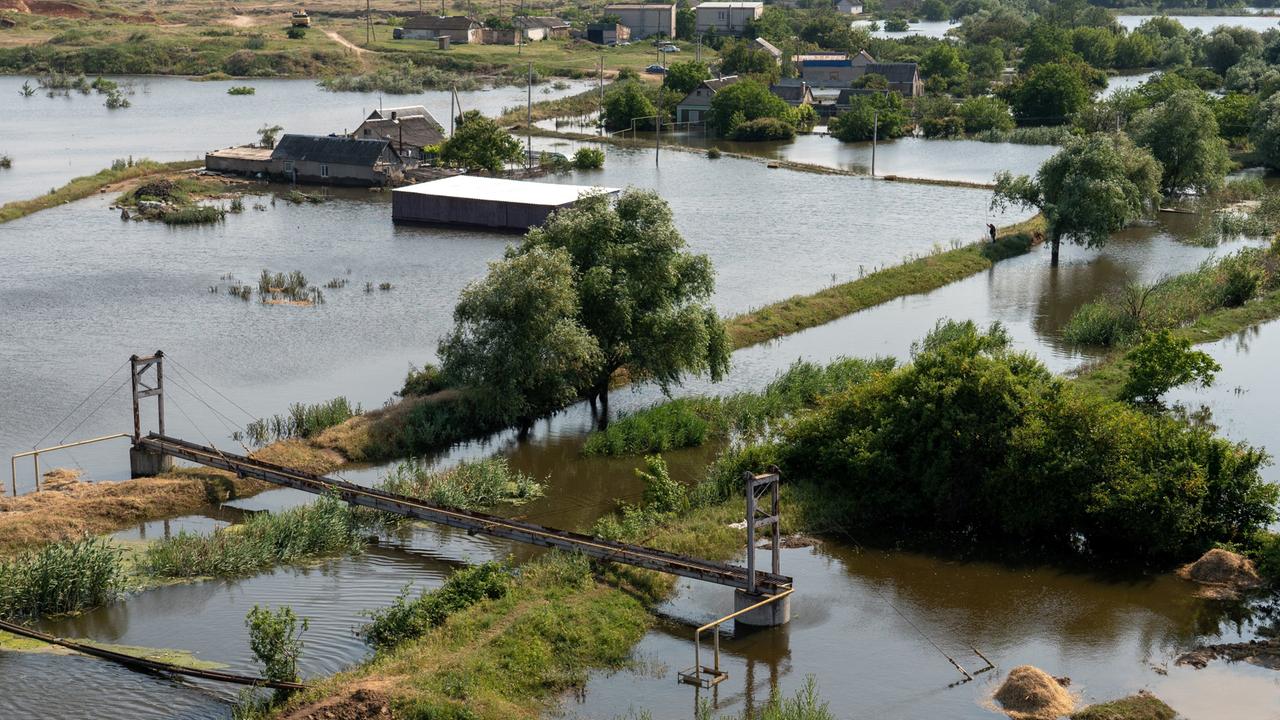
(736, 470, 790, 627)
(129, 351, 172, 478)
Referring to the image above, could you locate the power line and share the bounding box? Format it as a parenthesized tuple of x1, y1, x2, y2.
(31, 359, 128, 449)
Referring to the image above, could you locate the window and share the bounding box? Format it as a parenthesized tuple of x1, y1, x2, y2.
(283, 161, 294, 173)
(321, 164, 329, 177)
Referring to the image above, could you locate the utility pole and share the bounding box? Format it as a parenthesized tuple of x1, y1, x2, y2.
(366, 0, 371, 46)
(526, 62, 533, 170)
(870, 107, 880, 178)
(449, 86, 455, 136)
(696, 34, 701, 63)
(598, 54, 605, 136)
(656, 93, 662, 167)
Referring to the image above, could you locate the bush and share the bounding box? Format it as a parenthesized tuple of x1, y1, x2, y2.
(379, 457, 543, 510)
(360, 562, 512, 650)
(227, 85, 256, 95)
(0, 537, 125, 620)
(729, 116, 796, 141)
(246, 605, 307, 685)
(779, 321, 1276, 563)
(707, 147, 722, 159)
(957, 95, 1015, 133)
(1063, 300, 1139, 346)
(286, 26, 306, 40)
(980, 232, 1034, 261)
(571, 146, 605, 169)
(244, 34, 266, 50)
(921, 115, 964, 138)
(399, 363, 446, 397)
(162, 205, 225, 225)
(243, 396, 361, 445)
(1120, 330, 1220, 404)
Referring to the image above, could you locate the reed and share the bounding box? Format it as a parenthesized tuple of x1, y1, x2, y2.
(162, 205, 225, 225)
(140, 495, 364, 579)
(242, 397, 361, 446)
(0, 537, 126, 620)
(379, 457, 543, 510)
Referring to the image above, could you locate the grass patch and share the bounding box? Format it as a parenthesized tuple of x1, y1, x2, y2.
(0, 537, 126, 620)
(243, 397, 361, 446)
(0, 159, 202, 224)
(360, 562, 512, 650)
(378, 458, 543, 511)
(161, 204, 226, 225)
(1072, 693, 1177, 720)
(583, 357, 894, 456)
(139, 495, 366, 579)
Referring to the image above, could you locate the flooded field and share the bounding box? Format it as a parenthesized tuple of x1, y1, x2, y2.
(2, 77, 1279, 720)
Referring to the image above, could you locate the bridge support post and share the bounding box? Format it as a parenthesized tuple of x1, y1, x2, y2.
(129, 351, 172, 478)
(738, 469, 789, 627)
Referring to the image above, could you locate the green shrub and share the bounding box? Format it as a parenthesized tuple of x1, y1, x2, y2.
(379, 457, 543, 510)
(583, 398, 714, 456)
(779, 322, 1276, 563)
(707, 147, 722, 159)
(141, 495, 364, 578)
(1120, 330, 1220, 404)
(227, 85, 256, 95)
(980, 232, 1034, 261)
(243, 396, 361, 445)
(0, 537, 125, 620)
(399, 363, 447, 397)
(729, 116, 796, 141)
(162, 205, 225, 225)
(921, 115, 965, 138)
(571, 147, 606, 169)
(244, 34, 267, 50)
(286, 27, 307, 40)
(360, 563, 512, 650)
(246, 605, 307, 685)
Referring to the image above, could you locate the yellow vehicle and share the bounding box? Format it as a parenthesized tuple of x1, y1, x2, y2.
(291, 9, 311, 27)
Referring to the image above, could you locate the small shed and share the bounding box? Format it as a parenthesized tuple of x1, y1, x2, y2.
(205, 146, 274, 175)
(392, 176, 619, 230)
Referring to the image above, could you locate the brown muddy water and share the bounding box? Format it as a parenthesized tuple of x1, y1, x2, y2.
(2, 97, 1279, 717)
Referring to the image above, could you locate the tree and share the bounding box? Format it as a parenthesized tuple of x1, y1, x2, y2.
(663, 60, 710, 95)
(919, 43, 968, 86)
(1114, 32, 1156, 69)
(1120, 330, 1220, 405)
(957, 95, 1014, 133)
(438, 247, 603, 432)
(246, 605, 308, 689)
(1250, 93, 1280, 170)
(1000, 62, 1094, 126)
(517, 191, 730, 422)
(602, 81, 657, 131)
(707, 79, 794, 136)
(1019, 21, 1074, 71)
(676, 5, 696, 39)
(992, 132, 1162, 265)
(1071, 26, 1117, 68)
(921, 0, 949, 21)
(1213, 92, 1258, 141)
(438, 110, 522, 172)
(719, 39, 779, 80)
(257, 124, 283, 149)
(829, 92, 909, 142)
(1130, 90, 1231, 194)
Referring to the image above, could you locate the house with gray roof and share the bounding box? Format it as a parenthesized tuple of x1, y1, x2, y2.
(769, 79, 814, 106)
(397, 15, 483, 43)
(676, 75, 740, 124)
(270, 134, 404, 186)
(864, 62, 923, 96)
(354, 106, 445, 162)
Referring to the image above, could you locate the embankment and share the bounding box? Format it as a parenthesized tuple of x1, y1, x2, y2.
(0, 158, 202, 224)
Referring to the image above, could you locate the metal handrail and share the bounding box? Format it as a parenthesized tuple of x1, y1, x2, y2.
(680, 586, 795, 687)
(9, 432, 131, 497)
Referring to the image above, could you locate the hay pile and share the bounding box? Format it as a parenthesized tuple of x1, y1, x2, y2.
(993, 665, 1075, 719)
(41, 467, 83, 490)
(1178, 548, 1263, 598)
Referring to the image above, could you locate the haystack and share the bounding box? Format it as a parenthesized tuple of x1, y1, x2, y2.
(41, 467, 83, 491)
(1178, 548, 1263, 591)
(993, 665, 1075, 720)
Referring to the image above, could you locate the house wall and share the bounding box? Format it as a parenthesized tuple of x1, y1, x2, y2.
(694, 5, 762, 35)
(204, 154, 271, 176)
(271, 159, 385, 186)
(800, 61, 857, 88)
(401, 27, 478, 43)
(607, 5, 675, 38)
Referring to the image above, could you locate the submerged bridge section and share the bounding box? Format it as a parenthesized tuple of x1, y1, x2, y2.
(135, 433, 793, 595)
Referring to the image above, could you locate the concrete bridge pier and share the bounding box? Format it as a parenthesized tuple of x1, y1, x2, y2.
(733, 589, 791, 627)
(130, 445, 172, 479)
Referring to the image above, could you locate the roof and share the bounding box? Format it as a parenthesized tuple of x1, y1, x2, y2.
(603, 3, 675, 9)
(795, 53, 849, 64)
(515, 15, 570, 29)
(865, 62, 919, 83)
(208, 146, 273, 161)
(357, 115, 445, 148)
(836, 87, 889, 104)
(368, 105, 430, 121)
(394, 176, 620, 207)
(695, 2, 763, 7)
(770, 81, 812, 103)
(753, 37, 782, 58)
(703, 75, 740, 92)
(402, 15, 481, 31)
(271, 135, 395, 166)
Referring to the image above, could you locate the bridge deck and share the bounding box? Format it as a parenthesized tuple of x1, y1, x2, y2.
(138, 434, 792, 594)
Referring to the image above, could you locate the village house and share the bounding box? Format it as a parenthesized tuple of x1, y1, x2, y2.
(602, 3, 676, 39)
(835, 0, 864, 14)
(397, 15, 483, 43)
(353, 106, 445, 163)
(587, 22, 631, 45)
(769, 78, 814, 107)
(515, 16, 572, 41)
(796, 50, 873, 88)
(675, 75, 739, 124)
(753, 36, 782, 63)
(864, 62, 924, 97)
(694, 2, 763, 36)
(271, 134, 404, 186)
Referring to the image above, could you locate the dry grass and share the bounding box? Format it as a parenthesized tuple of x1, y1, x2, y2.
(0, 467, 268, 555)
(994, 665, 1077, 720)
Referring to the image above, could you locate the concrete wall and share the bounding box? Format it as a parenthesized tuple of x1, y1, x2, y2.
(607, 5, 675, 38)
(694, 5, 762, 35)
(204, 154, 270, 176)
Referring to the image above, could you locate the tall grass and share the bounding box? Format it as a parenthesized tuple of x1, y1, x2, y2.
(379, 457, 543, 510)
(0, 537, 126, 620)
(243, 397, 361, 446)
(162, 205, 225, 225)
(359, 562, 512, 650)
(583, 357, 895, 456)
(140, 495, 364, 578)
(1063, 247, 1280, 348)
(696, 676, 834, 720)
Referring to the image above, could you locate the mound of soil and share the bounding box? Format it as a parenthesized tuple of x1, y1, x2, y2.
(994, 665, 1076, 720)
(1177, 548, 1263, 597)
(132, 179, 178, 202)
(41, 467, 83, 490)
(281, 687, 393, 720)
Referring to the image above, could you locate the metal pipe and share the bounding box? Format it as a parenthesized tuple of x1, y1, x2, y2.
(10, 433, 132, 496)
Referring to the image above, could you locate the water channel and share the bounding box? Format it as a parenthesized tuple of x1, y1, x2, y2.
(854, 11, 1280, 39)
(2, 78, 1279, 719)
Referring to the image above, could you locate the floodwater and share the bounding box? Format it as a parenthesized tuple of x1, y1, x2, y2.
(0, 75, 595, 205)
(1116, 11, 1280, 34)
(852, 19, 958, 39)
(3, 78, 1280, 719)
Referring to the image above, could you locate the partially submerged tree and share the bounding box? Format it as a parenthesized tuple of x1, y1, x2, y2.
(257, 124, 284, 149)
(992, 132, 1162, 266)
(438, 110, 523, 173)
(602, 81, 657, 132)
(1130, 90, 1231, 195)
(517, 190, 730, 422)
(1120, 330, 1220, 405)
(438, 247, 603, 434)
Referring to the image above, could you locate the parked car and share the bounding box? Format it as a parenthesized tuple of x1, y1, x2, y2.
(644, 64, 667, 74)
(659, 44, 680, 53)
